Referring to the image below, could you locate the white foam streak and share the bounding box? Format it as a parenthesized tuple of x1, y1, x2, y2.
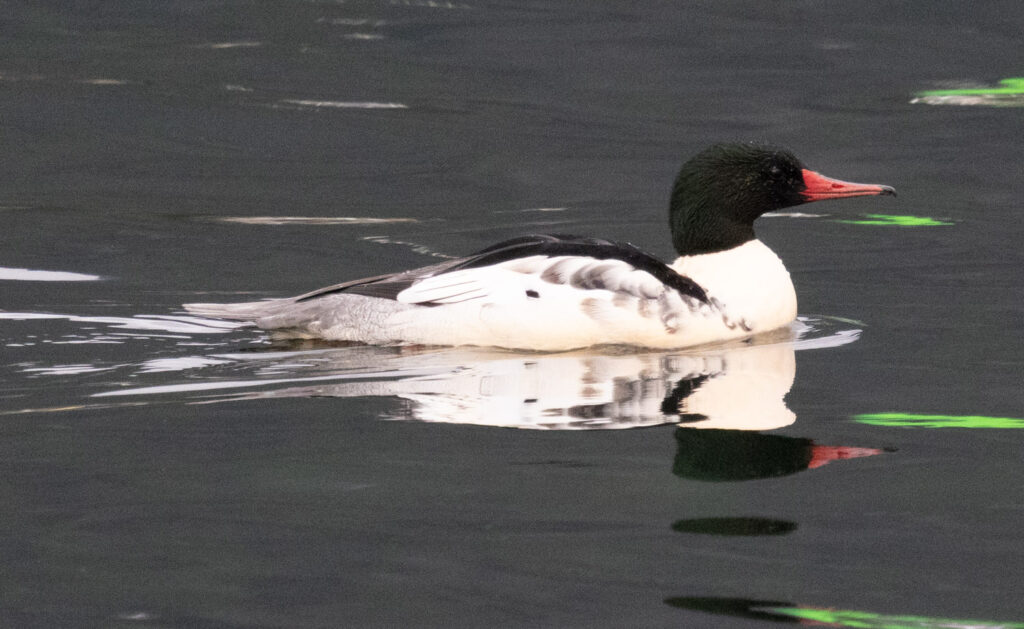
(137, 357, 234, 373)
(78, 78, 129, 86)
(0, 312, 246, 334)
(92, 367, 452, 398)
(0, 267, 100, 281)
(24, 364, 124, 376)
(761, 212, 827, 218)
(196, 42, 263, 49)
(280, 100, 408, 109)
(218, 216, 418, 225)
(791, 328, 861, 350)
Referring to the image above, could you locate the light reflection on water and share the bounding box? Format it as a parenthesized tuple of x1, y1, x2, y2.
(0, 266, 101, 281)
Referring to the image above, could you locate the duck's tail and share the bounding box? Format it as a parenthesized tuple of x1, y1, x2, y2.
(182, 298, 297, 322)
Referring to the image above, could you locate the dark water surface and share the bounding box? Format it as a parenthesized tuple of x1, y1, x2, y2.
(3, 2, 1023, 627)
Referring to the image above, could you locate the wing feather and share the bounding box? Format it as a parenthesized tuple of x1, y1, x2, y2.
(296, 234, 709, 307)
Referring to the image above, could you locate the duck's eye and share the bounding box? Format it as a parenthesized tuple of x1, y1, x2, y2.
(767, 162, 799, 185)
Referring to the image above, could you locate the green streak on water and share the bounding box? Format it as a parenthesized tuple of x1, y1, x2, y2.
(772, 606, 1024, 628)
(837, 214, 953, 227)
(917, 77, 1024, 96)
(854, 413, 1024, 429)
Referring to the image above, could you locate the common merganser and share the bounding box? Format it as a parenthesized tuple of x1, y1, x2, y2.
(184, 143, 894, 351)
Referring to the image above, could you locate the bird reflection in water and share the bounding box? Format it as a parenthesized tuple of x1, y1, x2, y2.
(672, 428, 883, 482)
(197, 318, 883, 479)
(212, 324, 807, 430)
(204, 318, 856, 433)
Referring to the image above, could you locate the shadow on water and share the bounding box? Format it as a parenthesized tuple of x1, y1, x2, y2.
(670, 517, 799, 536)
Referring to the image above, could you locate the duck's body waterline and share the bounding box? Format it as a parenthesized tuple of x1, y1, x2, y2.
(185, 143, 893, 351)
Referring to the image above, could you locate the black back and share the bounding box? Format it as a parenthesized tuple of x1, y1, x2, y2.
(297, 234, 709, 304)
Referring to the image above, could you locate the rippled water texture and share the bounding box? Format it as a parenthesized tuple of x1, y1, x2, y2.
(2, 1, 1022, 627)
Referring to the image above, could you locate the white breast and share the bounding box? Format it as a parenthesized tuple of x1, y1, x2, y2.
(670, 239, 797, 334)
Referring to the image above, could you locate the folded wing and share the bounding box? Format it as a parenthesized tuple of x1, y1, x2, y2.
(318, 234, 709, 306)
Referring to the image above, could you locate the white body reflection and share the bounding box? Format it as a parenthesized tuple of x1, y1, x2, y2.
(353, 342, 792, 430)
(192, 319, 857, 430)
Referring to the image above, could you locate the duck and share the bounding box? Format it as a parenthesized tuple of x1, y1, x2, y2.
(184, 143, 894, 351)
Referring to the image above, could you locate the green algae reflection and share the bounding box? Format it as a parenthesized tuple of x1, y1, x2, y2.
(838, 214, 953, 227)
(918, 77, 1024, 96)
(665, 598, 1024, 628)
(773, 605, 1024, 628)
(855, 413, 1024, 429)
(912, 77, 1024, 106)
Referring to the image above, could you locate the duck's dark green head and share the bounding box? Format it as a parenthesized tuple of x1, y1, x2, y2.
(669, 143, 895, 256)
